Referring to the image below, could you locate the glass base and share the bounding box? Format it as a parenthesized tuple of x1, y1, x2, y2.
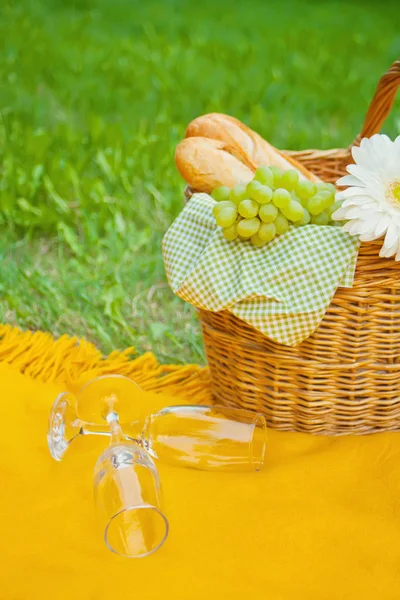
(75, 375, 142, 425)
(47, 392, 80, 461)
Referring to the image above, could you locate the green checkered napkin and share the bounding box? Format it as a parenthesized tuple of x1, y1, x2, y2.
(163, 193, 360, 346)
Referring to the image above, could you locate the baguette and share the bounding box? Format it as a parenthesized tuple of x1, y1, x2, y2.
(175, 136, 254, 193)
(186, 113, 320, 182)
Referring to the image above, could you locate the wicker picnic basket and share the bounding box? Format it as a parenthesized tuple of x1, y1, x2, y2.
(186, 58, 400, 435)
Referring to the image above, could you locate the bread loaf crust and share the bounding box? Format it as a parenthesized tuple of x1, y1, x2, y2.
(175, 137, 254, 192)
(186, 113, 319, 182)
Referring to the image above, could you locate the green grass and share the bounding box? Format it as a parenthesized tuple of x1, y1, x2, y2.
(1, 0, 399, 363)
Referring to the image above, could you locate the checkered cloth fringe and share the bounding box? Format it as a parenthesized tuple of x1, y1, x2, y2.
(163, 193, 360, 346)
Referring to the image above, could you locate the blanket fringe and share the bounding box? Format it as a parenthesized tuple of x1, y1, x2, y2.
(0, 325, 212, 403)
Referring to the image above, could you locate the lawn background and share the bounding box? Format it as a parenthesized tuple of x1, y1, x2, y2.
(1, 0, 399, 363)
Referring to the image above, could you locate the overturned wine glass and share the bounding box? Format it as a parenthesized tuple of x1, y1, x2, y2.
(48, 375, 267, 471)
(94, 411, 168, 558)
(47, 375, 267, 556)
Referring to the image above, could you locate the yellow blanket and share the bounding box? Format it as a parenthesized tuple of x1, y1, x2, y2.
(1, 325, 400, 600)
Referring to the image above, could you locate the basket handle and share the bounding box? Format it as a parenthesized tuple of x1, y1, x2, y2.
(352, 58, 400, 146)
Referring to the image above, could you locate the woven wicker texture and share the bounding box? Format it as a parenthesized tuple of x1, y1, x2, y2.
(187, 58, 400, 435)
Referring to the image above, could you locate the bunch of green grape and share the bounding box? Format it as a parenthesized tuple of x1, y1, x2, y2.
(211, 166, 343, 247)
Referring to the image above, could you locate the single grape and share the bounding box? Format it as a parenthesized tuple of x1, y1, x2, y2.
(215, 206, 238, 228)
(316, 190, 334, 209)
(247, 180, 263, 199)
(211, 186, 231, 201)
(272, 188, 291, 209)
(294, 208, 311, 226)
(296, 180, 316, 201)
(269, 165, 284, 188)
(238, 199, 259, 219)
(250, 233, 268, 247)
(247, 181, 273, 204)
(256, 185, 273, 204)
(274, 213, 290, 235)
(223, 224, 238, 241)
(254, 166, 274, 187)
(308, 194, 327, 216)
(325, 183, 336, 195)
(230, 183, 248, 205)
(213, 200, 236, 218)
(281, 200, 304, 222)
(280, 169, 299, 191)
(258, 222, 276, 242)
(237, 217, 261, 238)
(311, 212, 329, 226)
(316, 182, 335, 194)
(259, 203, 278, 223)
(315, 183, 336, 209)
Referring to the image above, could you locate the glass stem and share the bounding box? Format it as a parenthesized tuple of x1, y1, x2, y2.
(80, 423, 111, 437)
(79, 415, 143, 446)
(106, 411, 125, 444)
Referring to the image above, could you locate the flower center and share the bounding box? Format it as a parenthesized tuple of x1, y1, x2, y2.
(393, 183, 400, 203)
(387, 181, 400, 208)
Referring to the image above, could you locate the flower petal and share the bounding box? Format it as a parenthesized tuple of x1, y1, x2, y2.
(359, 231, 379, 242)
(347, 164, 382, 188)
(336, 186, 368, 200)
(341, 196, 379, 208)
(343, 220, 366, 235)
(383, 220, 399, 249)
(365, 135, 395, 178)
(344, 206, 376, 219)
(352, 145, 376, 173)
(336, 186, 381, 200)
(375, 213, 391, 237)
(352, 143, 376, 173)
(336, 174, 364, 188)
(380, 239, 398, 258)
(332, 207, 348, 220)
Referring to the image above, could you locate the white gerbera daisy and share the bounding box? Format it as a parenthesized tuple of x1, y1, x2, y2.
(332, 134, 400, 260)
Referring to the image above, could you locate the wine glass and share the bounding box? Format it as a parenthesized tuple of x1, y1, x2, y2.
(48, 375, 267, 472)
(48, 375, 169, 558)
(94, 412, 168, 558)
